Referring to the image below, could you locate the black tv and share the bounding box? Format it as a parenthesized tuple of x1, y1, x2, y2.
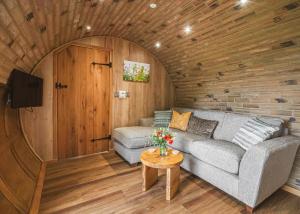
(9, 69, 43, 108)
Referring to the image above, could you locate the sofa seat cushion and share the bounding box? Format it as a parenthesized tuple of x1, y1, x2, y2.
(113, 126, 154, 149)
(168, 129, 206, 154)
(190, 139, 246, 174)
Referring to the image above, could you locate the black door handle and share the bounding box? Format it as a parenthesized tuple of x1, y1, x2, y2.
(55, 82, 68, 89)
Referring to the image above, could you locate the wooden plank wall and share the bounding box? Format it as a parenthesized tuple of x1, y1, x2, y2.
(171, 1, 300, 191)
(0, 86, 45, 213)
(20, 36, 174, 161)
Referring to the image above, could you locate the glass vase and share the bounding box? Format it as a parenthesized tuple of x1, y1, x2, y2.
(159, 144, 168, 156)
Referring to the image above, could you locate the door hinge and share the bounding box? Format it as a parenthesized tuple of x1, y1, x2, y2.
(91, 135, 111, 142)
(91, 62, 112, 68)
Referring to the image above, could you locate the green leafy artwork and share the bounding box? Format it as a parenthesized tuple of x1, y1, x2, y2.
(123, 60, 150, 82)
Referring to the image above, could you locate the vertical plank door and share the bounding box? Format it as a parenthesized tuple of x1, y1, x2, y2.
(92, 48, 111, 153)
(55, 45, 110, 159)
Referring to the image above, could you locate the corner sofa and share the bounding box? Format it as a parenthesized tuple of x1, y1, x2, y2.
(112, 107, 299, 210)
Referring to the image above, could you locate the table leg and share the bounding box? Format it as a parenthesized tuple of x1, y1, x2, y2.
(142, 164, 158, 191)
(166, 166, 180, 200)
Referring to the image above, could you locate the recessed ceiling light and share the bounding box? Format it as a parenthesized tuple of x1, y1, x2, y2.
(184, 25, 192, 34)
(155, 42, 161, 48)
(240, 0, 248, 5)
(86, 25, 91, 31)
(149, 3, 157, 9)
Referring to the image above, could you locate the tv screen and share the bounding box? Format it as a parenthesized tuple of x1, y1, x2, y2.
(9, 69, 43, 108)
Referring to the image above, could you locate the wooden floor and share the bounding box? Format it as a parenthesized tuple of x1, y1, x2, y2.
(40, 151, 300, 214)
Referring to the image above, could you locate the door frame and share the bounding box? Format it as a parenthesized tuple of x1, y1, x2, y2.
(53, 44, 113, 160)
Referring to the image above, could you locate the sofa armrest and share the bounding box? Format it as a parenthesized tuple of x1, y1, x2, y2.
(139, 117, 154, 127)
(238, 136, 300, 208)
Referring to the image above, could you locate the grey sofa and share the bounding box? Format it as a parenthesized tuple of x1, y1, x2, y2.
(112, 107, 299, 210)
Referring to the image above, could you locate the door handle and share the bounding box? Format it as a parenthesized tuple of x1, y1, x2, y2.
(55, 82, 68, 89)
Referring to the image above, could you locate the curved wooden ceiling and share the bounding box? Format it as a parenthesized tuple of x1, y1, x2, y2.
(0, 0, 299, 86)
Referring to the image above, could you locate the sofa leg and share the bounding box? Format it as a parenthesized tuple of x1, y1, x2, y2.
(245, 205, 254, 213)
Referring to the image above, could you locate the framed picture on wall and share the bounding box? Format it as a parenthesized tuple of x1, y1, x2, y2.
(123, 60, 150, 82)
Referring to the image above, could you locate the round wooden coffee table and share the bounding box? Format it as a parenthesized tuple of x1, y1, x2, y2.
(140, 148, 184, 200)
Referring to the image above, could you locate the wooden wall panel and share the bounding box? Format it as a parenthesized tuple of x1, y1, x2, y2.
(20, 36, 174, 161)
(0, 192, 19, 214)
(20, 53, 53, 161)
(170, 1, 300, 191)
(0, 86, 44, 213)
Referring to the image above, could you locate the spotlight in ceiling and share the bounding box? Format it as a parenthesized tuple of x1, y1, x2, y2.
(184, 25, 192, 34)
(240, 0, 249, 5)
(155, 42, 161, 48)
(86, 25, 92, 31)
(149, 3, 157, 9)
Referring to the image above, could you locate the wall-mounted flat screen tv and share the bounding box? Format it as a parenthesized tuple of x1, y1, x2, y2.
(9, 69, 43, 108)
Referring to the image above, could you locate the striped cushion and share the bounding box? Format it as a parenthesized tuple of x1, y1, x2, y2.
(232, 118, 280, 150)
(153, 110, 172, 127)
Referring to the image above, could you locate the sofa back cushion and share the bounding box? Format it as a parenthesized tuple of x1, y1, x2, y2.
(216, 113, 254, 142)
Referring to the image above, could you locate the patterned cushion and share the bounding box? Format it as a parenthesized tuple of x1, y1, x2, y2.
(169, 110, 192, 131)
(232, 118, 280, 150)
(153, 110, 172, 127)
(187, 116, 218, 138)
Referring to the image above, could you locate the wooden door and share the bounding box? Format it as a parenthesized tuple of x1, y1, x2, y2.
(55, 45, 110, 159)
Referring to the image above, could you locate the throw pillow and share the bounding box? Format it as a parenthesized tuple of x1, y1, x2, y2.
(153, 110, 172, 127)
(187, 116, 218, 138)
(169, 110, 192, 131)
(232, 117, 280, 150)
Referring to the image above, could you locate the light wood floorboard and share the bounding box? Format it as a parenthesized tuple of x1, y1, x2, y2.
(40, 151, 300, 214)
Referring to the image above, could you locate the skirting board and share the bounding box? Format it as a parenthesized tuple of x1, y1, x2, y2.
(282, 185, 300, 197)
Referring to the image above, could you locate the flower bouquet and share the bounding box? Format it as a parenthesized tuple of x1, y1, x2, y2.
(150, 128, 175, 156)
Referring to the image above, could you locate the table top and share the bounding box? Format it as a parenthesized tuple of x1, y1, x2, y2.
(140, 148, 184, 169)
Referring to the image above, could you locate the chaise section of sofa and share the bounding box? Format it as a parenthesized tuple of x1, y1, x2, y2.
(112, 126, 154, 164)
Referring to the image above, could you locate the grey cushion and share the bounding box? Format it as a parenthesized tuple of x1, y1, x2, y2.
(232, 118, 281, 150)
(112, 126, 154, 149)
(258, 116, 284, 138)
(216, 113, 254, 142)
(167, 129, 206, 154)
(187, 116, 218, 138)
(190, 139, 246, 174)
(153, 110, 172, 127)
